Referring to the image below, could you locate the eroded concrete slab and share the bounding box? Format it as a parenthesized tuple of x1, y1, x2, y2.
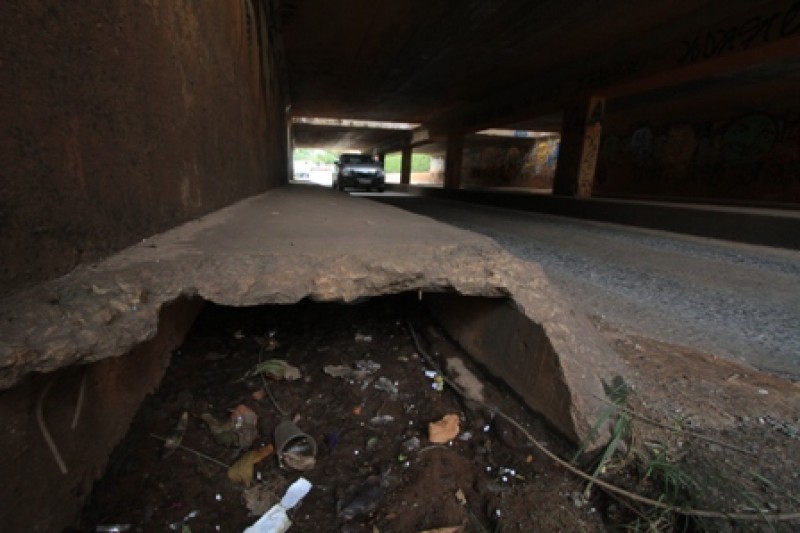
(0, 185, 621, 444)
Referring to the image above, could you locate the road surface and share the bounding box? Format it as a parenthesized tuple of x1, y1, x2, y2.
(370, 195, 800, 381)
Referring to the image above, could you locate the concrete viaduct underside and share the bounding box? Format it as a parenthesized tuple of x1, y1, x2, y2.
(287, 0, 800, 204)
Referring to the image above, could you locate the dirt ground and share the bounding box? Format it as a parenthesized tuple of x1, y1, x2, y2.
(593, 317, 800, 532)
(72, 295, 799, 532)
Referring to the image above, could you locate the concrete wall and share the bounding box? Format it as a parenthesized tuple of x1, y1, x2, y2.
(386, 172, 443, 185)
(462, 138, 559, 189)
(0, 297, 203, 533)
(422, 155, 446, 185)
(596, 86, 800, 204)
(0, 0, 288, 296)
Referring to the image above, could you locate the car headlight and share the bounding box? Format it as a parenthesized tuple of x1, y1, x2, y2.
(377, 170, 385, 178)
(342, 169, 352, 176)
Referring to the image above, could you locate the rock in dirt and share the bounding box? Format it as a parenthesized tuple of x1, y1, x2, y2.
(201, 404, 259, 448)
(374, 376, 399, 398)
(323, 361, 380, 382)
(161, 411, 188, 459)
(354, 333, 373, 343)
(248, 359, 301, 381)
(402, 436, 421, 452)
(445, 357, 485, 403)
(337, 476, 385, 521)
(369, 415, 395, 425)
(200, 413, 238, 447)
(243, 484, 279, 516)
(243, 477, 312, 533)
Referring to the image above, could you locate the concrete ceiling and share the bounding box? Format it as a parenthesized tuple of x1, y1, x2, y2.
(278, 0, 798, 150)
(292, 123, 410, 151)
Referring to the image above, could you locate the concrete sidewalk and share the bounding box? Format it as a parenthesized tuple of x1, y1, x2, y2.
(0, 185, 620, 444)
(385, 184, 800, 249)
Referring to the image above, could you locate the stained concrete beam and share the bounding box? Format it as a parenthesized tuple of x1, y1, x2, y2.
(0, 186, 621, 446)
(424, 0, 800, 136)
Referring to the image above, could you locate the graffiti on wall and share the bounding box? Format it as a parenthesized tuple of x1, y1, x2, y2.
(630, 127, 654, 158)
(722, 113, 779, 164)
(662, 124, 698, 182)
(528, 139, 560, 176)
(578, 123, 602, 197)
(680, 1, 800, 65)
(596, 111, 800, 202)
(463, 138, 560, 189)
(577, 99, 605, 197)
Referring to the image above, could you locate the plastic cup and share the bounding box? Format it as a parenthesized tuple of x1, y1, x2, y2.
(273, 420, 317, 468)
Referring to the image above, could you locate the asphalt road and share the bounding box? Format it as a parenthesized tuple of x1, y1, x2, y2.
(369, 195, 800, 381)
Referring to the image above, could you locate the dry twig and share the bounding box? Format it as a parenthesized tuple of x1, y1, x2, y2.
(149, 433, 230, 468)
(71, 368, 88, 430)
(594, 395, 756, 456)
(36, 375, 68, 474)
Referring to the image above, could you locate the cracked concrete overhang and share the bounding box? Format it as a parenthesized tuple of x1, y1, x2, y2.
(0, 186, 622, 445)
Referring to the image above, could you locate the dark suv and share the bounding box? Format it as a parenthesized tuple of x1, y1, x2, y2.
(333, 154, 385, 192)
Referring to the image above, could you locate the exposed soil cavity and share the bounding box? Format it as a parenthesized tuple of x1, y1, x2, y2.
(71, 294, 607, 532)
(63, 294, 800, 532)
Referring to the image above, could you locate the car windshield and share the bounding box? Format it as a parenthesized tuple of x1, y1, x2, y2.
(340, 154, 376, 165)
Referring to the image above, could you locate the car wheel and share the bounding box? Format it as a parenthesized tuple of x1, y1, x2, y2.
(337, 180, 345, 191)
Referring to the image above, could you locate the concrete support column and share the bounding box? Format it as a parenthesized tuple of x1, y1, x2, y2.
(286, 115, 294, 182)
(552, 97, 605, 197)
(444, 133, 464, 190)
(400, 145, 412, 185)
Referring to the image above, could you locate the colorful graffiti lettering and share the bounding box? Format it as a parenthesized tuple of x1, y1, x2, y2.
(531, 139, 560, 175)
(578, 123, 603, 197)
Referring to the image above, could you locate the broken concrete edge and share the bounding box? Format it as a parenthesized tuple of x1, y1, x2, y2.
(0, 257, 618, 453)
(505, 260, 626, 444)
(0, 191, 622, 452)
(0, 297, 204, 533)
(427, 264, 623, 449)
(0, 249, 508, 387)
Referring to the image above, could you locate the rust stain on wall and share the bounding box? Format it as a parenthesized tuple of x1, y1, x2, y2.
(0, 1, 287, 296)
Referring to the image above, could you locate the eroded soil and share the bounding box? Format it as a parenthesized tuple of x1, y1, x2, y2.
(594, 317, 800, 532)
(72, 296, 800, 532)
(74, 296, 601, 532)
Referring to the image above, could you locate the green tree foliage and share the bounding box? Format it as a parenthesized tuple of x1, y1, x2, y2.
(293, 149, 431, 172)
(293, 148, 338, 164)
(383, 153, 431, 173)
